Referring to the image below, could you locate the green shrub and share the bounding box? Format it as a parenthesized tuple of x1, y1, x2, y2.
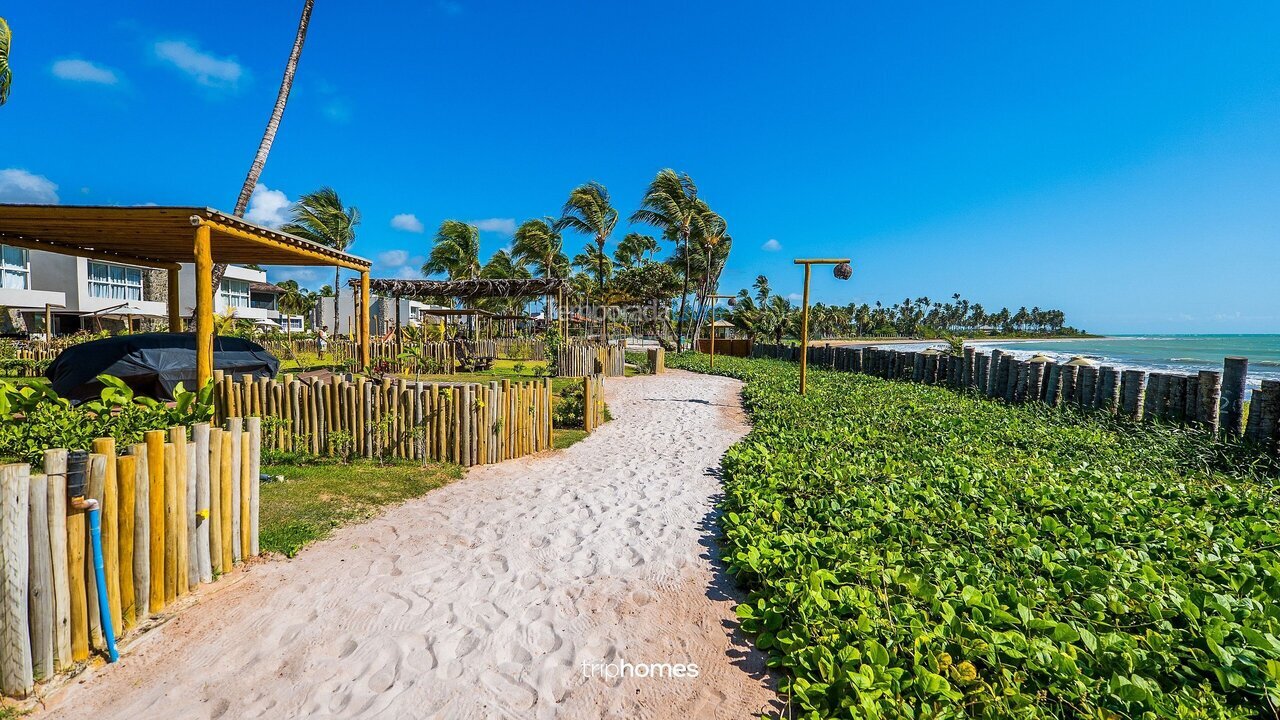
(670, 352, 1280, 719)
(553, 385, 586, 429)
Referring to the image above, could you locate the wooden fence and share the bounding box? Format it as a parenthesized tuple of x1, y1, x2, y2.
(695, 338, 753, 358)
(557, 341, 626, 377)
(583, 374, 607, 433)
(750, 343, 1280, 455)
(646, 348, 665, 374)
(265, 337, 546, 367)
(0, 419, 261, 696)
(0, 348, 56, 377)
(213, 372, 556, 466)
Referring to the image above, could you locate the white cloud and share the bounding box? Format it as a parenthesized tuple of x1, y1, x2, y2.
(270, 267, 322, 286)
(51, 59, 120, 85)
(0, 169, 59, 204)
(244, 184, 292, 229)
(390, 213, 425, 233)
(378, 249, 409, 266)
(472, 217, 516, 235)
(154, 40, 243, 89)
(762, 238, 781, 252)
(394, 265, 423, 280)
(787, 293, 803, 303)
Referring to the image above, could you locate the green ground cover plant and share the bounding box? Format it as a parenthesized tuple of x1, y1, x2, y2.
(670, 352, 1280, 719)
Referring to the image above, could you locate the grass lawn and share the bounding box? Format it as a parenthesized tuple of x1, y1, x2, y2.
(553, 428, 588, 449)
(259, 458, 462, 557)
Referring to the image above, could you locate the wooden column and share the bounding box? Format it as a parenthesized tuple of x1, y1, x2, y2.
(194, 223, 214, 387)
(360, 270, 371, 372)
(167, 267, 182, 332)
(798, 263, 811, 395)
(1220, 357, 1248, 437)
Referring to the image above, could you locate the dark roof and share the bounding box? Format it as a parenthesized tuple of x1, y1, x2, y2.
(354, 277, 567, 299)
(248, 280, 284, 294)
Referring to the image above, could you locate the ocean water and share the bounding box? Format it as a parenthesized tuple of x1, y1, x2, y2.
(872, 335, 1280, 397)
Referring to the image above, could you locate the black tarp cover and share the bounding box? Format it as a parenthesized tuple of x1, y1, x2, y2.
(46, 333, 279, 403)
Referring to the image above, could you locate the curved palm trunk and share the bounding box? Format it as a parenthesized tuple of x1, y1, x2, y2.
(675, 230, 691, 352)
(596, 237, 608, 341)
(212, 0, 314, 291)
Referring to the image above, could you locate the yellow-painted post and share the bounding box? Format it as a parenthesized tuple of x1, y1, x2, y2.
(360, 270, 371, 372)
(145, 430, 165, 613)
(167, 267, 182, 332)
(194, 222, 214, 387)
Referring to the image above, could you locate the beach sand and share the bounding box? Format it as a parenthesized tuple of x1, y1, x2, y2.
(35, 371, 778, 720)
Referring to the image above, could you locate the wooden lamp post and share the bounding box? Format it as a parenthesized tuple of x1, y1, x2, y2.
(794, 258, 852, 395)
(707, 294, 736, 369)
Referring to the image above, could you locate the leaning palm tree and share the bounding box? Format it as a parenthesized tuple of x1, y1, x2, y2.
(512, 217, 570, 317)
(614, 232, 659, 268)
(689, 205, 731, 341)
(422, 220, 482, 281)
(211, 0, 315, 291)
(0, 17, 12, 106)
(280, 188, 359, 331)
(479, 249, 533, 315)
(630, 169, 704, 350)
(559, 182, 618, 339)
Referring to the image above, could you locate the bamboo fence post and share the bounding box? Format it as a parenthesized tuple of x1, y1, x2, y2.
(228, 418, 243, 565)
(27, 471, 53, 682)
(162, 443, 177, 605)
(219, 427, 233, 572)
(85, 453, 105, 649)
(194, 423, 212, 584)
(0, 464, 32, 696)
(208, 428, 223, 576)
(1221, 357, 1248, 437)
(130, 443, 150, 622)
(249, 418, 261, 557)
(44, 450, 70, 672)
(116, 455, 136, 632)
(91, 439, 121, 633)
(184, 443, 198, 588)
(144, 430, 165, 613)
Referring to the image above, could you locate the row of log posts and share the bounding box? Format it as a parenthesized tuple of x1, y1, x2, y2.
(0, 418, 260, 697)
(557, 342, 626, 377)
(583, 375, 607, 433)
(213, 372, 558, 465)
(746, 343, 1279, 454)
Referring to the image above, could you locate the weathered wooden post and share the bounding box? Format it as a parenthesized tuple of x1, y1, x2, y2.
(1097, 368, 1120, 413)
(1045, 363, 1062, 406)
(1000, 356, 1016, 402)
(27, 471, 53, 682)
(1184, 375, 1200, 428)
(1244, 380, 1279, 450)
(1120, 370, 1146, 419)
(986, 350, 1003, 398)
(1142, 374, 1160, 421)
(1196, 370, 1222, 433)
(0, 463, 32, 696)
(1060, 365, 1078, 408)
(1220, 357, 1248, 437)
(975, 353, 989, 394)
(962, 346, 975, 388)
(1027, 362, 1044, 403)
(44, 451, 70, 672)
(912, 352, 924, 382)
(1166, 376, 1187, 425)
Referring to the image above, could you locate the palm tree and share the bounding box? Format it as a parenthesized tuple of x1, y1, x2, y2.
(614, 232, 659, 268)
(559, 182, 618, 338)
(0, 17, 12, 106)
(690, 204, 730, 341)
(211, 0, 315, 293)
(275, 279, 317, 339)
(512, 217, 570, 317)
(631, 169, 704, 351)
(480, 249, 532, 315)
(422, 220, 482, 281)
(280, 188, 359, 331)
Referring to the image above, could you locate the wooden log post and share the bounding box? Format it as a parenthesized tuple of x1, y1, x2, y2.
(240, 428, 251, 560)
(116, 455, 136, 632)
(1220, 357, 1248, 437)
(194, 423, 212, 584)
(184, 443, 198, 588)
(986, 350, 1004, 398)
(248, 417, 261, 557)
(1152, 374, 1170, 422)
(1027, 362, 1044, 403)
(1098, 368, 1120, 414)
(1142, 374, 1161, 422)
(1197, 371, 1222, 434)
(144, 430, 165, 613)
(162, 443, 177, 605)
(1245, 380, 1280, 451)
(44, 451, 70, 672)
(1120, 370, 1146, 419)
(1184, 375, 1200, 428)
(219, 426, 233, 572)
(130, 444, 150, 623)
(0, 464, 33, 696)
(1060, 365, 1078, 408)
(27, 471, 52, 682)
(227, 418, 243, 565)
(208, 428, 222, 576)
(1166, 375, 1187, 425)
(91, 439, 122, 634)
(85, 453, 105, 649)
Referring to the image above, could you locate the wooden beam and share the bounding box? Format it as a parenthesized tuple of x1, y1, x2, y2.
(197, 218, 371, 271)
(167, 268, 182, 331)
(360, 271, 371, 371)
(0, 234, 181, 271)
(195, 225, 214, 387)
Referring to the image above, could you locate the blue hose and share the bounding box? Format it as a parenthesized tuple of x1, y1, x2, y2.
(87, 506, 119, 662)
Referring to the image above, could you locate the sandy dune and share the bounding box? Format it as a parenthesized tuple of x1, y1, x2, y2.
(37, 370, 778, 719)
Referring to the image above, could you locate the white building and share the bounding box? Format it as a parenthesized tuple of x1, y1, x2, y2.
(316, 286, 442, 336)
(0, 245, 302, 336)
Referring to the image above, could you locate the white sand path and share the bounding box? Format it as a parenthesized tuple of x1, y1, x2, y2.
(37, 370, 779, 719)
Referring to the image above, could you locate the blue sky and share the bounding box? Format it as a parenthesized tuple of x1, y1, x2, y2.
(2, 1, 1280, 333)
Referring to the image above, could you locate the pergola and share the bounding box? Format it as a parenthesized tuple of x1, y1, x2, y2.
(357, 277, 569, 337)
(0, 205, 373, 383)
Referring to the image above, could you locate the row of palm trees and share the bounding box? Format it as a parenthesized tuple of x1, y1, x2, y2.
(420, 169, 733, 350)
(727, 278, 1084, 341)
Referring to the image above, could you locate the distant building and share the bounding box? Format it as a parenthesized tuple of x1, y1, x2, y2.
(316, 286, 443, 337)
(177, 264, 304, 332)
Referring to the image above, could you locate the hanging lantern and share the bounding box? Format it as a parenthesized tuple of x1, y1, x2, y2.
(833, 262, 853, 280)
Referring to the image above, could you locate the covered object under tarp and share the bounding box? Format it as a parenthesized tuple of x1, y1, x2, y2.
(46, 333, 279, 403)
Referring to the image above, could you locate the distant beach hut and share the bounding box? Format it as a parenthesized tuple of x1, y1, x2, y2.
(1065, 356, 1095, 367)
(1028, 353, 1053, 363)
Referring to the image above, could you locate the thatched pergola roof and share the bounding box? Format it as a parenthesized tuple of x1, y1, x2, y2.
(355, 277, 567, 300)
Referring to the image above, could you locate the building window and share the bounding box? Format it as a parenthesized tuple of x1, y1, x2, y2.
(249, 291, 278, 311)
(87, 261, 143, 300)
(221, 279, 250, 309)
(0, 246, 30, 290)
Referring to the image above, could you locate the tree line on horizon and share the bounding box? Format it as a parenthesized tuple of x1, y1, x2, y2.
(726, 279, 1084, 342)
